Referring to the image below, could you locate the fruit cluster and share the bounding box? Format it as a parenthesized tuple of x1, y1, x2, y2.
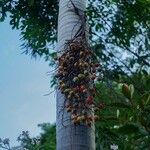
(55, 38, 104, 126)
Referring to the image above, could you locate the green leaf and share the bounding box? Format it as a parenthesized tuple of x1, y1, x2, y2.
(146, 95, 150, 105)
(144, 106, 150, 112)
(49, 52, 57, 60)
(122, 84, 131, 99)
(28, 0, 34, 6)
(108, 102, 132, 109)
(129, 84, 134, 99)
(118, 123, 140, 135)
(140, 92, 150, 107)
(116, 109, 120, 118)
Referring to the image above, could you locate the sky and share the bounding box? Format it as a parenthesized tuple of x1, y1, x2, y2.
(0, 18, 56, 147)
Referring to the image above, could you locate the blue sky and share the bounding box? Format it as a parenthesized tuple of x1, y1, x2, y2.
(0, 18, 56, 147)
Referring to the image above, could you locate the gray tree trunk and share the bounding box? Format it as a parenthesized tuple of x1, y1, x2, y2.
(56, 0, 95, 150)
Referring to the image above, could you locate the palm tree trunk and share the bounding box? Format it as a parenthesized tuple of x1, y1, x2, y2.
(56, 0, 95, 149)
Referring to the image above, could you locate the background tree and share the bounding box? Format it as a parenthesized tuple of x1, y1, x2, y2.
(0, 123, 56, 150)
(1, 0, 149, 72)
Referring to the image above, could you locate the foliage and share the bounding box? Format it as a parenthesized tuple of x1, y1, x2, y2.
(87, 0, 150, 76)
(17, 123, 56, 150)
(0, 123, 56, 150)
(37, 123, 56, 150)
(95, 71, 150, 149)
(0, 0, 58, 58)
(0, 138, 11, 150)
(0, 0, 149, 73)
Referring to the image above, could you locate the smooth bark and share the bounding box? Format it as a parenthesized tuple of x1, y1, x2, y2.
(56, 0, 95, 150)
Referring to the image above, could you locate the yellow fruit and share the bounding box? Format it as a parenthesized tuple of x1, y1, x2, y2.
(63, 72, 67, 76)
(74, 62, 78, 67)
(67, 94, 72, 99)
(84, 70, 88, 75)
(76, 116, 81, 122)
(64, 89, 71, 93)
(61, 83, 65, 88)
(94, 115, 99, 121)
(70, 57, 74, 61)
(74, 94, 80, 99)
(80, 51, 84, 56)
(79, 63, 83, 67)
(78, 74, 85, 78)
(69, 91, 74, 95)
(84, 62, 89, 67)
(65, 55, 70, 59)
(80, 115, 85, 121)
(66, 106, 72, 112)
(71, 114, 77, 120)
(73, 77, 79, 82)
(83, 89, 87, 93)
(94, 107, 99, 111)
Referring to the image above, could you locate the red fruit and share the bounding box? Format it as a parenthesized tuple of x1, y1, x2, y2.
(94, 115, 99, 121)
(87, 96, 93, 105)
(92, 68, 96, 73)
(95, 64, 100, 67)
(88, 116, 93, 122)
(98, 103, 105, 109)
(94, 107, 99, 112)
(66, 106, 72, 112)
(86, 120, 92, 127)
(74, 86, 80, 92)
(83, 89, 87, 93)
(91, 74, 96, 80)
(79, 85, 85, 92)
(90, 88, 96, 93)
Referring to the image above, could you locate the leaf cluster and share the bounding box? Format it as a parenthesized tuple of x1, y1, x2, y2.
(0, 0, 58, 58)
(95, 71, 150, 149)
